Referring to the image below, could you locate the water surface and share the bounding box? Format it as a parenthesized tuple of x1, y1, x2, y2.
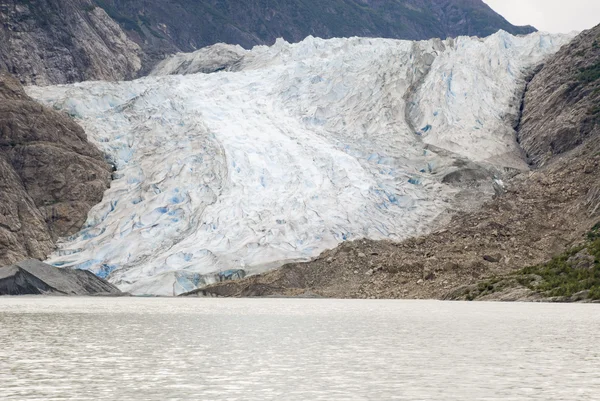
(0, 298, 598, 400)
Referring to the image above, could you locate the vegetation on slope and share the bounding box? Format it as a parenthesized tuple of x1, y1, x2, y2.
(578, 62, 600, 83)
(458, 224, 600, 302)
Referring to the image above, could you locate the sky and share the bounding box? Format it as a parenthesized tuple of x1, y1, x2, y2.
(484, 0, 600, 33)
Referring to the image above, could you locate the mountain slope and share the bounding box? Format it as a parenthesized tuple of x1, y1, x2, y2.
(95, 0, 535, 73)
(27, 31, 570, 295)
(446, 23, 600, 301)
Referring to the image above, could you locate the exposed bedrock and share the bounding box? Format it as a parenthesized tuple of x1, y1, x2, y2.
(518, 26, 600, 167)
(0, 0, 141, 85)
(0, 72, 112, 266)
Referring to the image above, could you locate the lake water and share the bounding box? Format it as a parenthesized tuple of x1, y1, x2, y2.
(0, 298, 598, 400)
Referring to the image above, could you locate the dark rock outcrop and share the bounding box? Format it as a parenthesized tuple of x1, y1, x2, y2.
(0, 0, 141, 85)
(518, 26, 600, 166)
(0, 71, 111, 265)
(0, 259, 122, 295)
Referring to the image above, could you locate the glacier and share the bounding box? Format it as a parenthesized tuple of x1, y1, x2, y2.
(27, 31, 574, 296)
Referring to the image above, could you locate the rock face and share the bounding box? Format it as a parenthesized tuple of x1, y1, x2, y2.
(518, 26, 600, 166)
(0, 0, 141, 85)
(189, 25, 600, 300)
(0, 259, 122, 295)
(0, 72, 111, 266)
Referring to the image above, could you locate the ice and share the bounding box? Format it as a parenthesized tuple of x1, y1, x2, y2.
(27, 31, 574, 295)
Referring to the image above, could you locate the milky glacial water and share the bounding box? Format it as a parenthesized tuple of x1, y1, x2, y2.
(0, 298, 598, 400)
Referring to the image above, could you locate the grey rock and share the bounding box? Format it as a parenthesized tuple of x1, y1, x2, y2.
(151, 44, 246, 76)
(483, 254, 502, 263)
(0, 72, 111, 265)
(0, 0, 141, 85)
(423, 270, 436, 280)
(518, 25, 600, 166)
(0, 259, 122, 295)
(567, 249, 595, 270)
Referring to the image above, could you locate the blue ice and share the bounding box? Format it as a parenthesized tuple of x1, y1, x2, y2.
(97, 264, 118, 279)
(74, 259, 102, 272)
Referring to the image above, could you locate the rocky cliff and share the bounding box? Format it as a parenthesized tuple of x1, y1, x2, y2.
(518, 26, 600, 167)
(0, 71, 111, 266)
(0, 0, 141, 85)
(187, 24, 600, 301)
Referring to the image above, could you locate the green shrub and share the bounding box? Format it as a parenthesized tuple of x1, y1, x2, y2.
(578, 63, 600, 83)
(467, 224, 600, 301)
(517, 225, 600, 299)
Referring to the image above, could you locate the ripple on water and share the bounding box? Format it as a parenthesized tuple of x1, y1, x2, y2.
(0, 298, 599, 400)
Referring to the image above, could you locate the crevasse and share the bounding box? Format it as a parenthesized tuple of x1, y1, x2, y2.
(27, 31, 573, 295)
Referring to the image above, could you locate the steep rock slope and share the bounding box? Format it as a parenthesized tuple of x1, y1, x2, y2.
(518, 26, 600, 166)
(0, 72, 111, 266)
(0, 0, 141, 85)
(95, 0, 535, 61)
(27, 32, 570, 295)
(194, 26, 600, 300)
